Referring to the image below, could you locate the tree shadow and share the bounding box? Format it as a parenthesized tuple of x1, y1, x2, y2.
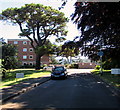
(2, 73, 120, 109)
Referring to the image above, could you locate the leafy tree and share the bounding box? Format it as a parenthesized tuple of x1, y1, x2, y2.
(102, 48, 120, 68)
(49, 55, 59, 64)
(58, 0, 68, 10)
(59, 41, 80, 64)
(1, 3, 68, 69)
(37, 40, 58, 57)
(55, 37, 66, 43)
(0, 37, 6, 44)
(72, 2, 120, 68)
(2, 44, 18, 78)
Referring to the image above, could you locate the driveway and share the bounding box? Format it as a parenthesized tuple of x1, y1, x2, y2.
(2, 69, 120, 109)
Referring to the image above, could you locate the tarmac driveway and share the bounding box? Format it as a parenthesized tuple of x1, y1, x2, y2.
(2, 69, 120, 109)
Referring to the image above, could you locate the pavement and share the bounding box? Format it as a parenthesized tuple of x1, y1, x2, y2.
(1, 76, 51, 103)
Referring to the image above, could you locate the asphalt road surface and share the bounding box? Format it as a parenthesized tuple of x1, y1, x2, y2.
(2, 69, 120, 109)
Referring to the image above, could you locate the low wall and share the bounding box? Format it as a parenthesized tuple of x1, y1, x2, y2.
(78, 63, 96, 69)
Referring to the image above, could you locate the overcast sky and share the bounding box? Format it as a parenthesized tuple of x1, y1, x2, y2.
(0, 0, 80, 43)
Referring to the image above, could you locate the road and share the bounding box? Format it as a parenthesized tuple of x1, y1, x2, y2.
(2, 69, 120, 109)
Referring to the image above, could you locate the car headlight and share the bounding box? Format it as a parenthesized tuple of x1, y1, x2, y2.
(61, 73, 65, 76)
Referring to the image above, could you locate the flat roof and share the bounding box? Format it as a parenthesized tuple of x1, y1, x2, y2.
(8, 39, 30, 41)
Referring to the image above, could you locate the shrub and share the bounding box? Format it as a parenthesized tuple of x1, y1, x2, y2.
(95, 65, 100, 70)
(69, 64, 78, 69)
(65, 64, 70, 68)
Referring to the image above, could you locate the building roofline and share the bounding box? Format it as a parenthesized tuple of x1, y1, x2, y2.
(8, 39, 30, 41)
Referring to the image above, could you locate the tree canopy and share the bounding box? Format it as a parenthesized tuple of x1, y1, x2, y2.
(71, 2, 120, 67)
(58, 41, 80, 64)
(2, 44, 19, 71)
(1, 3, 68, 69)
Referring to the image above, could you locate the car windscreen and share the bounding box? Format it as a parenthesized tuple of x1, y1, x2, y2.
(54, 67, 64, 71)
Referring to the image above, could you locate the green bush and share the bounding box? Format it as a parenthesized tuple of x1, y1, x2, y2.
(43, 64, 48, 67)
(69, 64, 78, 69)
(95, 65, 100, 70)
(65, 64, 70, 68)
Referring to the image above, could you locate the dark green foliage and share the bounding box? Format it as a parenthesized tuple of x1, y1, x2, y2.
(2, 44, 17, 58)
(103, 48, 120, 68)
(72, 2, 120, 68)
(2, 44, 19, 70)
(69, 63, 78, 69)
(50, 56, 59, 64)
(59, 41, 80, 64)
(35, 40, 56, 56)
(95, 65, 100, 70)
(2, 44, 19, 78)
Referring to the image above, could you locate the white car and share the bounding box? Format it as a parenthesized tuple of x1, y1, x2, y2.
(43, 66, 54, 71)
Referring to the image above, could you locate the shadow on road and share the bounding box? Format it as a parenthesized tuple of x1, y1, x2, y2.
(2, 73, 120, 110)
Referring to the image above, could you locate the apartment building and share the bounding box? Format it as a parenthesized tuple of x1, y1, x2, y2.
(8, 39, 50, 66)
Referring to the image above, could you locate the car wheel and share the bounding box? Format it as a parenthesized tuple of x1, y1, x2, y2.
(51, 77, 54, 80)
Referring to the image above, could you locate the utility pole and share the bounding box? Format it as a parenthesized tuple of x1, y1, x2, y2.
(98, 51, 103, 75)
(100, 55, 103, 75)
(98, 37, 104, 76)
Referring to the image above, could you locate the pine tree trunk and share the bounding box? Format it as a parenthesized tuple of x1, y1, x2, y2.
(70, 56, 72, 64)
(2, 69, 6, 78)
(67, 57, 69, 64)
(35, 53, 41, 70)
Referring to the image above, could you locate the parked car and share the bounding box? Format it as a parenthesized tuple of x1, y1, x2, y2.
(43, 65, 54, 71)
(51, 66, 67, 79)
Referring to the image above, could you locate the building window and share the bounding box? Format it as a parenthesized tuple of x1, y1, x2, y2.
(23, 55, 27, 59)
(14, 41, 18, 44)
(29, 48, 33, 52)
(29, 62, 33, 65)
(23, 62, 27, 65)
(23, 41, 27, 45)
(29, 55, 33, 59)
(23, 48, 27, 52)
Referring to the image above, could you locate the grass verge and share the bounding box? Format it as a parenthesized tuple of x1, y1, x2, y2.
(0, 69, 51, 89)
(91, 69, 120, 89)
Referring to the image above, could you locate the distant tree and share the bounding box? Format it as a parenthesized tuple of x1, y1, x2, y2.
(55, 37, 66, 43)
(60, 41, 80, 64)
(1, 3, 68, 69)
(58, 0, 68, 10)
(37, 40, 58, 57)
(0, 37, 6, 44)
(50, 55, 59, 64)
(2, 44, 18, 78)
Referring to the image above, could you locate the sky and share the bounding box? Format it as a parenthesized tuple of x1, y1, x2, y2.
(0, 0, 80, 43)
